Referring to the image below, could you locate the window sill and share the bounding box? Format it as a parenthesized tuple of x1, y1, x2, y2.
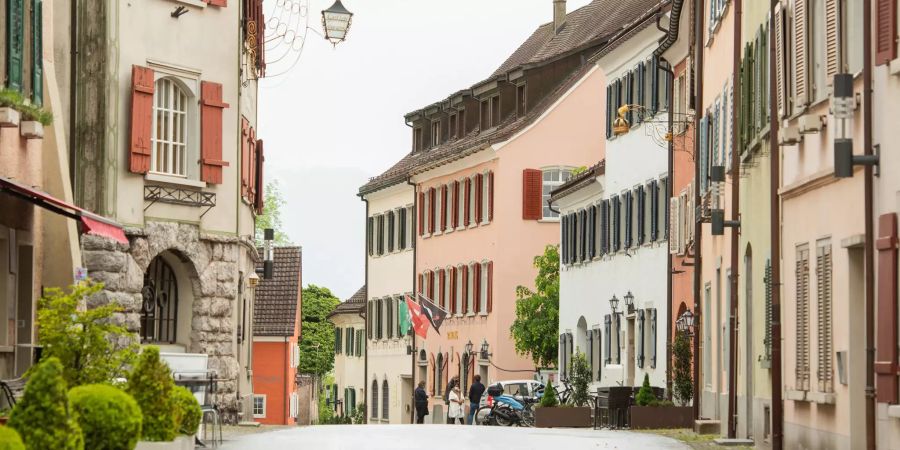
(888, 405, 900, 419)
(466, 313, 475, 318)
(807, 391, 836, 405)
(785, 389, 807, 402)
(169, 0, 207, 8)
(145, 173, 207, 189)
(539, 218, 560, 223)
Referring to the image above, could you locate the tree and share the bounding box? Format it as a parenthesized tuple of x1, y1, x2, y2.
(635, 373, 656, 406)
(539, 382, 559, 408)
(569, 352, 591, 407)
(37, 281, 137, 387)
(255, 180, 292, 245)
(510, 245, 560, 368)
(672, 331, 694, 406)
(299, 285, 341, 376)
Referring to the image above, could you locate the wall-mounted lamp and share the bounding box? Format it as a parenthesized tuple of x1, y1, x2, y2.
(709, 166, 740, 236)
(609, 294, 620, 314)
(480, 340, 492, 360)
(676, 310, 695, 336)
(256, 228, 274, 280)
(247, 272, 260, 288)
(833, 73, 879, 178)
(623, 291, 635, 314)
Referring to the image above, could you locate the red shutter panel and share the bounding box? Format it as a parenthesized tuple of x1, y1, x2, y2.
(487, 261, 493, 313)
(207, 0, 227, 6)
(240, 118, 250, 194)
(476, 174, 484, 224)
(248, 127, 257, 199)
(200, 81, 230, 184)
(439, 269, 446, 308)
(428, 271, 435, 300)
(522, 169, 542, 220)
(254, 139, 265, 214)
(418, 273, 424, 294)
(129, 65, 154, 174)
(450, 267, 457, 315)
(462, 268, 469, 313)
(452, 182, 460, 228)
(489, 171, 495, 222)
(441, 185, 448, 231)
(464, 179, 472, 226)
(877, 0, 897, 65)
(474, 263, 481, 314)
(429, 188, 436, 234)
(876, 213, 899, 402)
(418, 192, 425, 236)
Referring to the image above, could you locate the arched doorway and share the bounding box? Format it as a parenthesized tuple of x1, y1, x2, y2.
(576, 316, 588, 354)
(140, 251, 195, 348)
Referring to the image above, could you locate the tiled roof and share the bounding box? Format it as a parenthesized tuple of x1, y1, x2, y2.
(253, 247, 302, 337)
(329, 286, 366, 317)
(549, 160, 606, 203)
(493, 0, 668, 76)
(359, 0, 668, 196)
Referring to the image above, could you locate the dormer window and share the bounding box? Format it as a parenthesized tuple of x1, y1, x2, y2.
(449, 113, 458, 140)
(458, 109, 467, 136)
(491, 96, 501, 126)
(516, 84, 526, 117)
(431, 120, 441, 147)
(480, 100, 490, 130)
(480, 95, 501, 130)
(413, 127, 424, 152)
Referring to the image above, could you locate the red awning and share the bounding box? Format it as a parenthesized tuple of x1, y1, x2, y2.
(0, 176, 128, 244)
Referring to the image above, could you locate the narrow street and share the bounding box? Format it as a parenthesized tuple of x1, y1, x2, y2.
(221, 425, 689, 450)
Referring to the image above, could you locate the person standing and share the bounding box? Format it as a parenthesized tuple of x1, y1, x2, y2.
(415, 381, 429, 424)
(445, 376, 459, 424)
(467, 374, 485, 425)
(448, 385, 465, 424)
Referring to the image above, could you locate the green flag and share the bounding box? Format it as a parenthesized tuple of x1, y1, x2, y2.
(398, 297, 411, 336)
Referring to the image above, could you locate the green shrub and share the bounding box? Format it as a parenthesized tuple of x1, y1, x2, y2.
(0, 426, 25, 450)
(171, 387, 202, 436)
(69, 384, 142, 450)
(635, 373, 656, 406)
(539, 382, 559, 408)
(0, 89, 53, 125)
(569, 352, 592, 406)
(126, 347, 176, 442)
(8, 358, 83, 450)
(352, 403, 366, 424)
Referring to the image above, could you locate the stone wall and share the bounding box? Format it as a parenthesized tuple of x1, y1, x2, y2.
(83, 221, 250, 418)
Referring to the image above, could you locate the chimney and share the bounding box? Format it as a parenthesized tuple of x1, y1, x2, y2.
(553, 0, 567, 34)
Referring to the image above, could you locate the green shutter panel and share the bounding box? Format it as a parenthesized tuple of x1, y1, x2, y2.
(764, 259, 773, 363)
(650, 180, 659, 241)
(637, 310, 645, 368)
(31, 0, 43, 106)
(6, 0, 25, 92)
(606, 85, 612, 138)
(604, 315, 611, 364)
(650, 309, 657, 368)
(699, 117, 709, 192)
(636, 62, 644, 124)
(650, 57, 659, 115)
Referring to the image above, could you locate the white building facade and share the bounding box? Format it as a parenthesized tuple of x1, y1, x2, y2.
(362, 182, 415, 424)
(555, 23, 671, 392)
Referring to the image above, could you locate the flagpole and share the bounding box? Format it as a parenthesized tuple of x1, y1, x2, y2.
(410, 297, 416, 425)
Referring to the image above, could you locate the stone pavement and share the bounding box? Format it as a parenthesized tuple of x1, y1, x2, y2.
(220, 424, 691, 449)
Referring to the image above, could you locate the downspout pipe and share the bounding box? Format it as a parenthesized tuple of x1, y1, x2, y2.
(692, 0, 705, 422)
(361, 195, 369, 423)
(862, 0, 876, 447)
(727, 0, 742, 439)
(768, 0, 783, 448)
(406, 178, 418, 425)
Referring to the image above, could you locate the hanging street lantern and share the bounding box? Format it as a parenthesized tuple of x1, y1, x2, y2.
(609, 294, 620, 314)
(623, 291, 635, 313)
(321, 0, 353, 46)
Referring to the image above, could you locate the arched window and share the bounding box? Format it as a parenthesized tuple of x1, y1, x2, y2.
(151, 78, 189, 176)
(381, 380, 389, 420)
(141, 256, 179, 344)
(371, 379, 379, 419)
(436, 353, 444, 396)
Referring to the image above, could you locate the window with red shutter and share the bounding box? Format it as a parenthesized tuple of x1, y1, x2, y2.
(522, 169, 543, 220)
(876, 213, 898, 402)
(418, 192, 425, 236)
(439, 269, 446, 309)
(129, 65, 154, 174)
(200, 81, 230, 184)
(877, 0, 897, 65)
(418, 273, 424, 294)
(240, 117, 251, 193)
(488, 171, 495, 222)
(461, 268, 469, 314)
(429, 188, 436, 234)
(450, 267, 457, 315)
(428, 270, 435, 300)
(464, 179, 472, 226)
(453, 181, 460, 228)
(441, 185, 448, 231)
(247, 127, 257, 200)
(254, 139, 265, 214)
(487, 261, 493, 313)
(476, 174, 484, 224)
(473, 262, 481, 314)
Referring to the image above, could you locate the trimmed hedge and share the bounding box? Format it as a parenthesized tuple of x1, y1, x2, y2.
(0, 427, 25, 450)
(8, 357, 83, 450)
(126, 347, 176, 442)
(69, 384, 142, 450)
(171, 387, 201, 436)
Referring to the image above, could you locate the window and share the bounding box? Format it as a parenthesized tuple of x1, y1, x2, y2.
(810, 0, 826, 102)
(413, 127, 423, 152)
(253, 395, 266, 418)
(387, 211, 395, 253)
(447, 183, 455, 232)
(479, 262, 489, 313)
(367, 217, 374, 256)
(466, 264, 475, 314)
(151, 78, 190, 177)
(386, 298, 394, 339)
(542, 168, 573, 219)
(458, 109, 467, 137)
(423, 191, 431, 236)
(371, 380, 379, 419)
(382, 380, 390, 420)
(442, 268, 451, 310)
(140, 256, 180, 344)
(840, 0, 863, 74)
(431, 120, 441, 147)
(455, 265, 464, 315)
(516, 84, 527, 116)
(480, 100, 490, 130)
(435, 187, 443, 234)
(491, 96, 501, 127)
(481, 172, 491, 225)
(468, 176, 477, 226)
(658, 177, 668, 240)
(449, 113, 459, 139)
(457, 180, 466, 229)
(611, 195, 621, 252)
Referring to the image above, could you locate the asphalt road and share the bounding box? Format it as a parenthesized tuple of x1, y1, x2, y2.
(220, 424, 690, 449)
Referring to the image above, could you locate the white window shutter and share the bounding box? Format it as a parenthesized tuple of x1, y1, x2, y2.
(793, 0, 808, 109)
(669, 197, 680, 255)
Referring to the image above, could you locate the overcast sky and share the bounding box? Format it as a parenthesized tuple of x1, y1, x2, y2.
(258, 0, 593, 300)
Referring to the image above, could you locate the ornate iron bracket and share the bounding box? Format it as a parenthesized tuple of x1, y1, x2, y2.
(144, 185, 216, 217)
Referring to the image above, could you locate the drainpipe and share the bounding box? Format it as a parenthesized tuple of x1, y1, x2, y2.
(692, 0, 706, 422)
(361, 195, 369, 423)
(768, 0, 783, 448)
(284, 334, 289, 423)
(862, 0, 876, 447)
(406, 178, 418, 425)
(727, 0, 742, 439)
(69, 0, 78, 190)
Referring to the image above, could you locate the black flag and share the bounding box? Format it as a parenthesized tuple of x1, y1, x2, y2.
(417, 293, 448, 334)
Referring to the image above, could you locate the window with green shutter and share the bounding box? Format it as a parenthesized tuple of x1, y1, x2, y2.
(6, 0, 25, 92)
(31, 0, 42, 106)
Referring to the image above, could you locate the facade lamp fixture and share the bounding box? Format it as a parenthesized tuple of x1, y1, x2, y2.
(677, 310, 695, 336)
(609, 294, 620, 314)
(710, 166, 740, 236)
(465, 340, 474, 356)
(833, 73, 878, 178)
(321, 0, 353, 46)
(623, 291, 635, 314)
(480, 340, 492, 360)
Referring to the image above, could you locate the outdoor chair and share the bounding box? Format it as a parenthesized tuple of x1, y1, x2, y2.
(0, 378, 27, 409)
(174, 370, 222, 448)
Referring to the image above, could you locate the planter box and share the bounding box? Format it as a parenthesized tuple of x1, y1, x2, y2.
(135, 436, 193, 450)
(629, 406, 693, 429)
(534, 406, 592, 428)
(0, 107, 20, 128)
(20, 121, 43, 139)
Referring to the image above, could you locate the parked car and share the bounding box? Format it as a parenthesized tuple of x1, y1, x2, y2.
(478, 379, 543, 407)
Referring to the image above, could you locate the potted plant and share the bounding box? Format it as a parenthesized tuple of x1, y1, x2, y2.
(534, 353, 593, 428)
(629, 333, 694, 429)
(130, 347, 198, 450)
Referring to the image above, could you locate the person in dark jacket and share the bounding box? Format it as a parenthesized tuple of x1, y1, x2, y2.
(415, 381, 429, 424)
(467, 375, 485, 425)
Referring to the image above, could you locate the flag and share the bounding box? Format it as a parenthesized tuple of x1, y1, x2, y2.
(406, 296, 430, 339)
(398, 299, 411, 336)
(417, 293, 448, 334)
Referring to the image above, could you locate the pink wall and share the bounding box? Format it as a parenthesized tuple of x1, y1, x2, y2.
(415, 67, 605, 406)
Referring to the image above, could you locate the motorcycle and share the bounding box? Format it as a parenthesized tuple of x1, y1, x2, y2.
(477, 384, 527, 427)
